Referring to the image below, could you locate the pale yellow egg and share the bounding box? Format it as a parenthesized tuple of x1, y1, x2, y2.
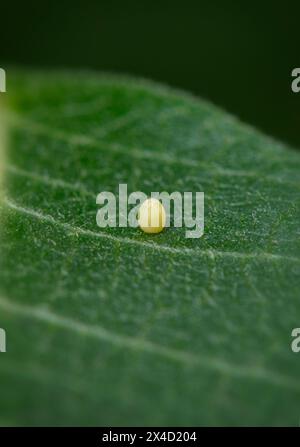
(138, 198, 166, 234)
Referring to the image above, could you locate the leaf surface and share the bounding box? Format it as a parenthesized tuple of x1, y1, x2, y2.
(0, 70, 300, 426)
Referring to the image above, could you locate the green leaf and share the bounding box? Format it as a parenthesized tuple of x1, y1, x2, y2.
(0, 70, 300, 426)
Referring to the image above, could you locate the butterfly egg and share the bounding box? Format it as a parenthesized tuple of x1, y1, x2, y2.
(138, 198, 166, 234)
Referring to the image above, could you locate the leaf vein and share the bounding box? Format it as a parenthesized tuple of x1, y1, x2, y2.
(3, 198, 299, 263)
(0, 295, 299, 392)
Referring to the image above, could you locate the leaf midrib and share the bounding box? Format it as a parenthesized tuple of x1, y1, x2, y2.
(0, 294, 299, 393)
(3, 197, 299, 263)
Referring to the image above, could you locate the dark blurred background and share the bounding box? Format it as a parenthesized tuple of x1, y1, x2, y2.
(1, 0, 299, 149)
